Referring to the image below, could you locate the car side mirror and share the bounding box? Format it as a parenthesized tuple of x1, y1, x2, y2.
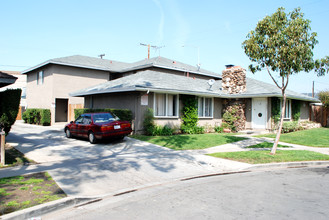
(70, 121, 74, 124)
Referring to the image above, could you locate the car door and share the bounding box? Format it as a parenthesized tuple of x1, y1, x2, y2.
(78, 115, 92, 138)
(71, 115, 84, 136)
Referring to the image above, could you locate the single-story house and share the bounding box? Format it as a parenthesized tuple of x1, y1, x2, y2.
(68, 56, 319, 133)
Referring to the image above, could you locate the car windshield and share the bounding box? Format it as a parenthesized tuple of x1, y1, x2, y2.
(92, 113, 118, 123)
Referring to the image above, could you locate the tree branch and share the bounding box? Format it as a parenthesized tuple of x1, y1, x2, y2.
(266, 65, 282, 89)
(283, 74, 289, 91)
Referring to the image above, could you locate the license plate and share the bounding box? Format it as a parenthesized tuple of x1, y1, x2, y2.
(114, 125, 121, 129)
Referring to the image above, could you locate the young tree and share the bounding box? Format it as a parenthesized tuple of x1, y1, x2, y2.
(242, 7, 327, 154)
(318, 90, 329, 108)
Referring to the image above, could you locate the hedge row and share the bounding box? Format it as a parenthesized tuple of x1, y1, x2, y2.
(0, 89, 21, 134)
(22, 109, 51, 126)
(74, 108, 133, 122)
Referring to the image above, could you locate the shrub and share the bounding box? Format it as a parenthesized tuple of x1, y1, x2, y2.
(0, 89, 21, 134)
(282, 121, 299, 133)
(318, 90, 329, 108)
(161, 125, 174, 136)
(193, 126, 205, 134)
(74, 108, 133, 122)
(271, 97, 281, 124)
(40, 109, 51, 126)
(143, 108, 155, 135)
(292, 100, 301, 121)
(146, 125, 174, 136)
(222, 105, 240, 132)
(22, 109, 51, 126)
(214, 126, 224, 133)
(180, 95, 201, 134)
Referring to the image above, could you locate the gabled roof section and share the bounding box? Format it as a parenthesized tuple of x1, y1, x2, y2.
(22, 55, 221, 79)
(124, 56, 221, 79)
(70, 70, 319, 102)
(70, 70, 222, 97)
(22, 55, 129, 74)
(227, 78, 319, 102)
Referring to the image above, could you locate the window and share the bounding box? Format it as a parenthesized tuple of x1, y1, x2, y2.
(83, 116, 92, 125)
(281, 99, 291, 119)
(198, 97, 213, 117)
(37, 71, 44, 85)
(75, 116, 84, 123)
(154, 93, 179, 117)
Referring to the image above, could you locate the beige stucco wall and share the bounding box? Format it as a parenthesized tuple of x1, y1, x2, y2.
(26, 68, 54, 109)
(26, 64, 110, 124)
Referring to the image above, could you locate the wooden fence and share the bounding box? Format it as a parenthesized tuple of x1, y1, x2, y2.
(68, 104, 84, 122)
(310, 105, 328, 127)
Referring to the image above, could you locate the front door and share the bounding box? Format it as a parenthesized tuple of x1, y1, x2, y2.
(55, 98, 68, 122)
(252, 98, 267, 129)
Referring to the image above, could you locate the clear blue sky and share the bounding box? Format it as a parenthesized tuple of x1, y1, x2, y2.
(1, 0, 329, 93)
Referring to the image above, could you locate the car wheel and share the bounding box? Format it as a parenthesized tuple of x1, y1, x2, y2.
(117, 136, 125, 141)
(88, 131, 97, 144)
(65, 128, 72, 138)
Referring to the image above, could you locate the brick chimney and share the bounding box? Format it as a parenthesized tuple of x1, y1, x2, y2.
(221, 65, 246, 94)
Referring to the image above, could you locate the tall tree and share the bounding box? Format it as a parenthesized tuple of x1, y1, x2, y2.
(242, 7, 327, 154)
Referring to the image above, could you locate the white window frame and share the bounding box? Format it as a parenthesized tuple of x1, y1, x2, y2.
(198, 97, 214, 118)
(280, 99, 292, 119)
(153, 93, 179, 118)
(37, 70, 44, 85)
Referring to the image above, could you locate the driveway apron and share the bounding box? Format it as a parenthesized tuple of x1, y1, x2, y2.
(1, 121, 251, 197)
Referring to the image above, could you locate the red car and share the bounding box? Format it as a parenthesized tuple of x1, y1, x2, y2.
(64, 112, 132, 144)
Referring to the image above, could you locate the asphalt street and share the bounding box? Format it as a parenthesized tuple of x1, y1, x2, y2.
(44, 167, 329, 220)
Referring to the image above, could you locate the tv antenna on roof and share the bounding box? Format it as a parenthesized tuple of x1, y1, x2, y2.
(207, 79, 215, 90)
(140, 43, 165, 59)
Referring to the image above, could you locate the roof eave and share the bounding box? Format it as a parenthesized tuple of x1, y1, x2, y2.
(22, 61, 113, 74)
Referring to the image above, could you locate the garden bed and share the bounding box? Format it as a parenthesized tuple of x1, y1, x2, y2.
(0, 172, 66, 216)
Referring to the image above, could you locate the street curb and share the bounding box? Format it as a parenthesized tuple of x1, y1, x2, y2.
(1, 161, 329, 219)
(1, 196, 99, 220)
(245, 161, 329, 171)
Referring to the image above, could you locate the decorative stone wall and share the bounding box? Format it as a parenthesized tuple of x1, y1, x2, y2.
(222, 66, 246, 94)
(222, 99, 247, 131)
(299, 121, 321, 130)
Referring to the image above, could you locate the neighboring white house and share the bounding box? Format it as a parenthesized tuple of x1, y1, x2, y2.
(0, 71, 27, 119)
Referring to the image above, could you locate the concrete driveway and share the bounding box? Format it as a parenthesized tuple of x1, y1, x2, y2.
(2, 121, 251, 197)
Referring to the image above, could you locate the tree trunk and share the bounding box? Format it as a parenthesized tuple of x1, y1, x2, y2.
(271, 91, 286, 155)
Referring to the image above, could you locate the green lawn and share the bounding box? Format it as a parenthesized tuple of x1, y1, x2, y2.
(0, 172, 66, 215)
(130, 133, 246, 150)
(246, 142, 291, 148)
(257, 128, 329, 148)
(0, 144, 35, 168)
(208, 150, 329, 164)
